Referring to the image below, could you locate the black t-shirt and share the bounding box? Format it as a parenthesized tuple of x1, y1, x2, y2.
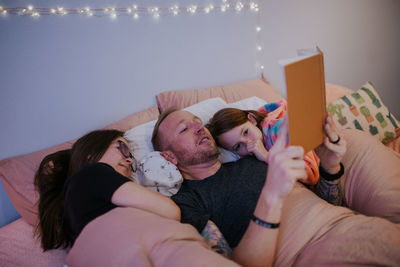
(64, 162, 130, 243)
(171, 156, 268, 248)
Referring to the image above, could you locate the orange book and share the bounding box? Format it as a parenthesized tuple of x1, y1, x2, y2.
(279, 46, 327, 153)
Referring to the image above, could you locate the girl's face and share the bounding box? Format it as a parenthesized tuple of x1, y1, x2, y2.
(218, 120, 262, 156)
(98, 137, 135, 177)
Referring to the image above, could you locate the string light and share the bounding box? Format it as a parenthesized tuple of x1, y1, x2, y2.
(187, 5, 197, 14)
(0, 1, 259, 19)
(0, 1, 264, 78)
(235, 2, 244, 12)
(204, 5, 213, 14)
(170, 5, 179, 16)
(249, 2, 259, 11)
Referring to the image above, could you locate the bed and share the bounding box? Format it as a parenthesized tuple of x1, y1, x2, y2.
(1, 78, 399, 266)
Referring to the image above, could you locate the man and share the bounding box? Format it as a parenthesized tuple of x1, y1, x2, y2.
(152, 107, 400, 266)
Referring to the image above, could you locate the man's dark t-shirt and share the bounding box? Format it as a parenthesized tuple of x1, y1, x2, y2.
(171, 156, 268, 248)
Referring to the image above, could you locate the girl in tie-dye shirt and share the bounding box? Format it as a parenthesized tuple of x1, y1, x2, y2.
(206, 99, 320, 185)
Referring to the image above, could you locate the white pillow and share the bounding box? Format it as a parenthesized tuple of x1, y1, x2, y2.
(226, 96, 267, 110)
(124, 96, 268, 192)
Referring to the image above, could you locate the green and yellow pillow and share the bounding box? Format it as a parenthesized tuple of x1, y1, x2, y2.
(327, 82, 399, 143)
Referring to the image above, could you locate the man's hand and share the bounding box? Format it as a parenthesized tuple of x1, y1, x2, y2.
(315, 115, 347, 174)
(263, 116, 306, 201)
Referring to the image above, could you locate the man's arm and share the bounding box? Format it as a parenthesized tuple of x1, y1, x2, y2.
(232, 116, 306, 267)
(232, 195, 284, 266)
(201, 220, 232, 258)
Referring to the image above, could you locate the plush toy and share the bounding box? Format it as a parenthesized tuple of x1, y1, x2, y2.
(137, 151, 183, 196)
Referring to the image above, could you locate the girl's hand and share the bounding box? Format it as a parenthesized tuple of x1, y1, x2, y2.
(247, 139, 269, 163)
(315, 115, 347, 173)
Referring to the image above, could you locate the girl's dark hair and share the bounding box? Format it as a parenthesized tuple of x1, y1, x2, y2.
(206, 108, 267, 146)
(34, 129, 124, 251)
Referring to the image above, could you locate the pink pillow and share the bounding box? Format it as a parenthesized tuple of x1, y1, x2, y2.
(0, 218, 67, 265)
(0, 105, 159, 226)
(156, 78, 355, 114)
(156, 78, 283, 112)
(325, 83, 353, 103)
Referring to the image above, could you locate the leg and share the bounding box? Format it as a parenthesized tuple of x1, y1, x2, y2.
(341, 129, 400, 222)
(275, 183, 400, 266)
(293, 215, 400, 266)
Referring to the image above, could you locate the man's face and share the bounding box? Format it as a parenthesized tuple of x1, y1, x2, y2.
(159, 110, 219, 166)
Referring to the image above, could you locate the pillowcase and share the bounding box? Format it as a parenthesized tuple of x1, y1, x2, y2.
(327, 82, 399, 143)
(156, 78, 282, 112)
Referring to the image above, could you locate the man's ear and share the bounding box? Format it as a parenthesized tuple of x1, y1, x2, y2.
(247, 113, 258, 125)
(160, 151, 178, 165)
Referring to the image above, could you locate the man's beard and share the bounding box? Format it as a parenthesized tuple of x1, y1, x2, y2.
(174, 146, 220, 166)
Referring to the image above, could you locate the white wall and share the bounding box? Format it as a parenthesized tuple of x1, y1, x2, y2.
(0, 0, 259, 160)
(2, 0, 399, 161)
(260, 0, 400, 119)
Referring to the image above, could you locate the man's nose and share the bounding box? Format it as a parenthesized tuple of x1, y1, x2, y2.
(191, 121, 203, 134)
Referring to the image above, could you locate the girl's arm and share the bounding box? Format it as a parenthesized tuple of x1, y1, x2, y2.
(111, 181, 181, 221)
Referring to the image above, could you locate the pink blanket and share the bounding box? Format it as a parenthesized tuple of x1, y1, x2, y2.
(66, 207, 239, 267)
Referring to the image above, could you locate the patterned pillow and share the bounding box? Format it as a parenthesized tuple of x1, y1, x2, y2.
(327, 82, 399, 143)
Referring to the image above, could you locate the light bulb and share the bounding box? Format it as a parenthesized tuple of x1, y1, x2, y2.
(187, 5, 197, 14)
(170, 5, 179, 15)
(235, 2, 244, 12)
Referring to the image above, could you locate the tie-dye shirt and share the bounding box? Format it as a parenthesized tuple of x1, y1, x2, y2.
(258, 99, 320, 185)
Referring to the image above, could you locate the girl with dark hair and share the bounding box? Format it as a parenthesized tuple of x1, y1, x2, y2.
(206, 100, 321, 186)
(34, 129, 180, 251)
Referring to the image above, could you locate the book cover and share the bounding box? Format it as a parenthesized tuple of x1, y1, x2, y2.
(279, 46, 327, 153)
